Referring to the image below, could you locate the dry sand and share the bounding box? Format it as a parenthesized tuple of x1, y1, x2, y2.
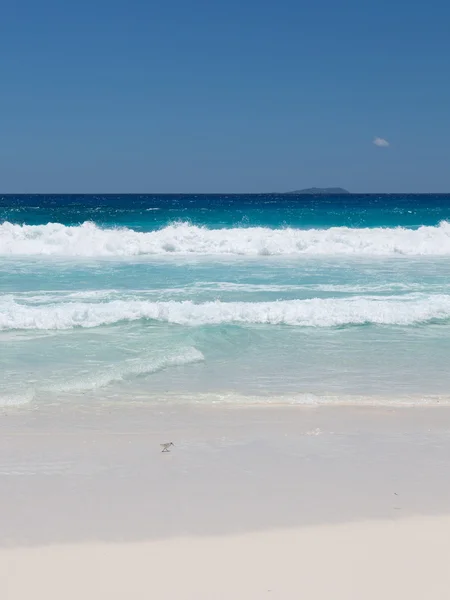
(1, 403, 450, 599)
(2, 516, 450, 600)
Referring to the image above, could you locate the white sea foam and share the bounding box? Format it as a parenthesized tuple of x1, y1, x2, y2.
(6, 281, 446, 311)
(43, 347, 204, 393)
(150, 391, 450, 407)
(7, 282, 445, 305)
(2, 295, 450, 330)
(0, 391, 34, 407)
(3, 220, 450, 256)
(194, 282, 440, 294)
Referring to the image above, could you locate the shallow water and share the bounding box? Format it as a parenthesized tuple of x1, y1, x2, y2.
(2, 194, 450, 406)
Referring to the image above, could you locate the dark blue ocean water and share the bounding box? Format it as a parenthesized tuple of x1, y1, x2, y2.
(2, 194, 450, 407)
(2, 193, 450, 230)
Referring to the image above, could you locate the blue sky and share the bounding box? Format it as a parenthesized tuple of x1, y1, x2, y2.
(1, 0, 449, 193)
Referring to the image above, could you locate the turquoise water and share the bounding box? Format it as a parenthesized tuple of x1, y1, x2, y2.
(2, 194, 450, 406)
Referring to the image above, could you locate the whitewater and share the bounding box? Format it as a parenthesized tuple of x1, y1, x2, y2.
(3, 220, 450, 256)
(3, 295, 450, 330)
(2, 193, 450, 407)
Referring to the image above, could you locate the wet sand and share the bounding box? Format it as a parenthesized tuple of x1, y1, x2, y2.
(1, 403, 450, 598)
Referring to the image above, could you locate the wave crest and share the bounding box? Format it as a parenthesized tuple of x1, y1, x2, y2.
(3, 221, 450, 256)
(44, 347, 205, 393)
(2, 295, 450, 330)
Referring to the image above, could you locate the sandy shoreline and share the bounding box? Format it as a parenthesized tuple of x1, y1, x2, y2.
(2, 403, 450, 598)
(2, 516, 450, 599)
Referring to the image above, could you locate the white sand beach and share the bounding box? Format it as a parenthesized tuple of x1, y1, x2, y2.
(2, 404, 450, 599)
(3, 516, 450, 600)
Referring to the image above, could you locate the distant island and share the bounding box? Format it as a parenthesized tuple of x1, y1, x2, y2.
(286, 187, 350, 195)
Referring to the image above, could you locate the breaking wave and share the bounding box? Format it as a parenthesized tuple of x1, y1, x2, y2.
(2, 295, 450, 330)
(3, 220, 450, 256)
(0, 391, 34, 407)
(43, 347, 205, 393)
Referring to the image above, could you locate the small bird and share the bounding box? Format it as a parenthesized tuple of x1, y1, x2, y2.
(160, 442, 174, 453)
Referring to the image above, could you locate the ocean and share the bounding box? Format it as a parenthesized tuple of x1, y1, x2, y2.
(2, 193, 450, 408)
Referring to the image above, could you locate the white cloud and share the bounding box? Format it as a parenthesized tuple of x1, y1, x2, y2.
(373, 137, 390, 147)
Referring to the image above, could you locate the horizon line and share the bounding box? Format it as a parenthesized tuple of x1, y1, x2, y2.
(2, 191, 450, 196)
